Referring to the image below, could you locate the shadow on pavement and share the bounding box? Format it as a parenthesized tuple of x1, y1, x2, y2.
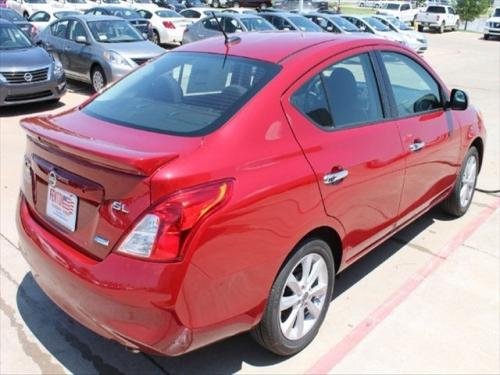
(17, 207, 447, 374)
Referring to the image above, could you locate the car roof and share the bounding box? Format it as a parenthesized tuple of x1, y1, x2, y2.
(67, 14, 123, 21)
(176, 32, 384, 64)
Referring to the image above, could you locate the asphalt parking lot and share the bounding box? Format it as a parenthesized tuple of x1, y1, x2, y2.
(1, 31, 499, 374)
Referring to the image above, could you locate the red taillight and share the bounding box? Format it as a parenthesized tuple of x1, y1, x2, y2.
(116, 180, 232, 261)
(163, 21, 175, 29)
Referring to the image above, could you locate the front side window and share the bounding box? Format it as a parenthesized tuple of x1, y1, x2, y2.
(222, 17, 243, 33)
(381, 52, 442, 116)
(292, 53, 383, 129)
(240, 17, 274, 31)
(68, 20, 87, 41)
(83, 52, 281, 136)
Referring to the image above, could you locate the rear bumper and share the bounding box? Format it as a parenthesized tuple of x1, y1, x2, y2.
(17, 194, 195, 356)
(0, 76, 66, 106)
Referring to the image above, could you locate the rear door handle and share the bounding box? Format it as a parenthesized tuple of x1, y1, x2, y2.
(323, 169, 349, 185)
(409, 141, 426, 152)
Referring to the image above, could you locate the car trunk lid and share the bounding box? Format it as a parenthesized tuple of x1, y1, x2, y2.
(20, 110, 200, 260)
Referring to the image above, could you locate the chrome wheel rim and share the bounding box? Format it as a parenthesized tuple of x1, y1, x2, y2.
(459, 155, 477, 208)
(279, 253, 328, 341)
(93, 71, 104, 92)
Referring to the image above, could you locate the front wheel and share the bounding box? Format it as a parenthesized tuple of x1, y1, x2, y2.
(441, 147, 479, 217)
(251, 239, 335, 356)
(453, 20, 459, 31)
(152, 30, 160, 45)
(484, 33, 489, 40)
(418, 24, 424, 32)
(91, 66, 106, 93)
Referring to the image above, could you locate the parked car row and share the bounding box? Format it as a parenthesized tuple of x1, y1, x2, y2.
(1, 5, 431, 106)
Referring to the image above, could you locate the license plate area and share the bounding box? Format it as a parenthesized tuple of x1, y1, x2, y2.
(46, 186, 78, 232)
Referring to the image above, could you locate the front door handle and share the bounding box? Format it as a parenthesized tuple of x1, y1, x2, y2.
(323, 169, 349, 185)
(409, 141, 426, 152)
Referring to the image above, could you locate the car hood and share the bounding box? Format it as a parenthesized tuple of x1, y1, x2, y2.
(101, 40, 165, 58)
(0, 46, 52, 70)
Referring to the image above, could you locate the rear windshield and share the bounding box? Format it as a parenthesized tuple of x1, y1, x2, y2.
(83, 52, 281, 136)
(426, 6, 446, 13)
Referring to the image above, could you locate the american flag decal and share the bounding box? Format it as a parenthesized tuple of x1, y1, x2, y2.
(62, 195, 75, 215)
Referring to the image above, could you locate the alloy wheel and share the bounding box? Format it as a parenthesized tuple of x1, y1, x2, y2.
(92, 70, 105, 92)
(459, 155, 477, 208)
(279, 253, 328, 341)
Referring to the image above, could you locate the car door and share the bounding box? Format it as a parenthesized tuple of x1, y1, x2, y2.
(282, 50, 406, 261)
(46, 19, 71, 69)
(65, 19, 92, 80)
(376, 50, 461, 225)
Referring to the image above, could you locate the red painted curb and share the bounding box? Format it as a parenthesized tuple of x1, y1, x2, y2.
(307, 200, 500, 374)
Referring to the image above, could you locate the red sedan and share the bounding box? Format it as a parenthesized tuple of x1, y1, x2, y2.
(17, 32, 485, 356)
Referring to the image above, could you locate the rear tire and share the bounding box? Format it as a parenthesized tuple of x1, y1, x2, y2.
(484, 33, 489, 40)
(453, 20, 459, 31)
(152, 30, 160, 45)
(418, 24, 424, 32)
(251, 239, 335, 356)
(440, 147, 479, 217)
(91, 66, 106, 93)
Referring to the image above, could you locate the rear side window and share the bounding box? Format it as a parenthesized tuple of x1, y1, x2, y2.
(292, 53, 384, 129)
(50, 20, 69, 38)
(381, 52, 442, 116)
(83, 52, 281, 136)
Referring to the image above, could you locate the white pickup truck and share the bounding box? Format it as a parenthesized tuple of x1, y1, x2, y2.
(416, 5, 460, 33)
(484, 7, 500, 40)
(377, 2, 420, 24)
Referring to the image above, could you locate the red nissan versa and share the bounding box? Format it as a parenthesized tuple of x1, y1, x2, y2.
(17, 32, 485, 356)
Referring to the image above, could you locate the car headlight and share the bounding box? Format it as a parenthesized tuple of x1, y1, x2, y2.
(53, 59, 64, 79)
(103, 51, 131, 67)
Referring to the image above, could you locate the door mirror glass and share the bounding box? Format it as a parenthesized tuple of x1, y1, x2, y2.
(75, 35, 88, 44)
(448, 89, 468, 111)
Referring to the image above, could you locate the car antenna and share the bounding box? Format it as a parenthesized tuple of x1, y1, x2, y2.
(211, 11, 229, 44)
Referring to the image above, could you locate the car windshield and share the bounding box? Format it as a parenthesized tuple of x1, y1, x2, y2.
(384, 3, 400, 9)
(156, 10, 181, 17)
(0, 24, 33, 50)
(364, 17, 390, 31)
(54, 11, 81, 18)
(134, 0, 152, 3)
(240, 17, 274, 31)
(24, 0, 47, 3)
(83, 52, 281, 136)
(102, 0, 120, 3)
(0, 9, 24, 21)
(388, 16, 411, 30)
(331, 16, 359, 31)
(289, 16, 322, 31)
(67, 0, 86, 3)
(426, 6, 446, 13)
(87, 20, 144, 42)
(109, 9, 141, 19)
(493, 8, 500, 17)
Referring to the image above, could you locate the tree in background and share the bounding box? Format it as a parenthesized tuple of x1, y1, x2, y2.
(456, 0, 491, 30)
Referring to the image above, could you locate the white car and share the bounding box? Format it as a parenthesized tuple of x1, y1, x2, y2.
(484, 7, 500, 40)
(376, 1, 420, 24)
(87, 0, 122, 6)
(121, 0, 159, 11)
(51, 0, 92, 11)
(374, 14, 427, 53)
(179, 7, 213, 19)
(6, 0, 63, 18)
(28, 8, 81, 32)
(222, 7, 257, 14)
(137, 8, 191, 45)
(341, 14, 408, 45)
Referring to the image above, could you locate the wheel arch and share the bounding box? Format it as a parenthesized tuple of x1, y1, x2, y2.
(471, 137, 484, 172)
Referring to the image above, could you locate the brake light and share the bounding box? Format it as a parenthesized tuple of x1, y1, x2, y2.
(116, 180, 232, 261)
(163, 21, 175, 29)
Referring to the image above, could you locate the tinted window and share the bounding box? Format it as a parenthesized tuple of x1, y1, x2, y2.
(292, 54, 383, 129)
(401, 4, 410, 10)
(222, 17, 243, 33)
(83, 52, 280, 136)
(363, 17, 390, 31)
(29, 11, 50, 22)
(87, 19, 143, 42)
(68, 20, 87, 41)
(50, 20, 70, 38)
(426, 6, 446, 13)
(381, 52, 442, 116)
(288, 16, 322, 31)
(156, 10, 181, 17)
(331, 16, 358, 32)
(109, 8, 141, 19)
(202, 17, 220, 31)
(138, 10, 152, 18)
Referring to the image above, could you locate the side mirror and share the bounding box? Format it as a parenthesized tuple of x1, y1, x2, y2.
(75, 35, 88, 44)
(447, 88, 468, 110)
